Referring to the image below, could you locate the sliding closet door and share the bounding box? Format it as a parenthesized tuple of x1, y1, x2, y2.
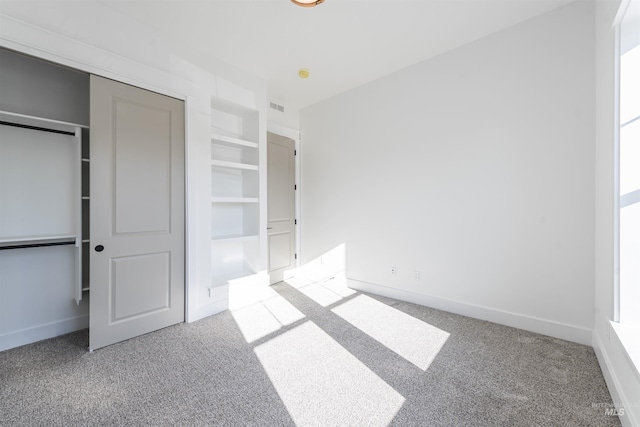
(89, 75, 185, 351)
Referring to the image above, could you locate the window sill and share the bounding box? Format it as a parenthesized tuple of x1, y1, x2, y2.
(610, 321, 640, 381)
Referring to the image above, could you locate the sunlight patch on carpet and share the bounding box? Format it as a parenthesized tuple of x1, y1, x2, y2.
(332, 294, 449, 370)
(254, 321, 404, 426)
(231, 296, 305, 343)
(288, 274, 357, 307)
(295, 283, 344, 307)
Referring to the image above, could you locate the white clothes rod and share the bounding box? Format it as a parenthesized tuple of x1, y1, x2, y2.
(0, 110, 88, 132)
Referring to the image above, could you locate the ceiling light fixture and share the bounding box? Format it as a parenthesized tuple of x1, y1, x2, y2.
(291, 0, 325, 7)
(298, 68, 310, 79)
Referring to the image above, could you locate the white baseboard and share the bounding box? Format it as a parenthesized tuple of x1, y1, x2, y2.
(592, 328, 636, 427)
(187, 273, 275, 322)
(348, 279, 593, 345)
(0, 314, 89, 352)
(592, 320, 640, 427)
(188, 296, 229, 323)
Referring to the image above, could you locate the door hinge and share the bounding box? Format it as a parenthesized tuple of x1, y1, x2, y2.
(294, 150, 297, 156)
(294, 184, 297, 190)
(295, 253, 298, 260)
(295, 219, 297, 225)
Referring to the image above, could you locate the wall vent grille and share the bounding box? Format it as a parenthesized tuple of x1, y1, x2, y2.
(269, 102, 285, 113)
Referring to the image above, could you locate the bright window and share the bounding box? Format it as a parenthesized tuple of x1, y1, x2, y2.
(618, 0, 640, 325)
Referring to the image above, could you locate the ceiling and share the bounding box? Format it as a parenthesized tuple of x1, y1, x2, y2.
(6, 0, 577, 109)
(102, 0, 577, 109)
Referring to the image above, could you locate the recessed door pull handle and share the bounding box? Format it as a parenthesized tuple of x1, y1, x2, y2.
(95, 245, 104, 252)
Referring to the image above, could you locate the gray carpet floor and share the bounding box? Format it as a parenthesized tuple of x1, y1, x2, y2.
(0, 278, 621, 426)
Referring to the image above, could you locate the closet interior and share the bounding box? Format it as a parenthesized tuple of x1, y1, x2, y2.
(0, 48, 90, 351)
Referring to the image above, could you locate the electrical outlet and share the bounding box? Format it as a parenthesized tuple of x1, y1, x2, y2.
(414, 271, 420, 280)
(390, 267, 396, 276)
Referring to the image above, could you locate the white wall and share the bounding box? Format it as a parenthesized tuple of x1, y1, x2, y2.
(593, 0, 640, 425)
(0, 1, 267, 349)
(267, 100, 301, 131)
(300, 1, 595, 344)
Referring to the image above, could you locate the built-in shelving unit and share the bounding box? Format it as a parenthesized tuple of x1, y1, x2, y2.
(210, 99, 261, 287)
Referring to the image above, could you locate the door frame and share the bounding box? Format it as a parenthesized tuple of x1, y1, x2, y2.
(267, 121, 301, 271)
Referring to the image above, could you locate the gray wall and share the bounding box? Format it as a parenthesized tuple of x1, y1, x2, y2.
(0, 47, 89, 125)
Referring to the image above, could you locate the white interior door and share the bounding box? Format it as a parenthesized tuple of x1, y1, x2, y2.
(267, 132, 296, 285)
(89, 75, 185, 351)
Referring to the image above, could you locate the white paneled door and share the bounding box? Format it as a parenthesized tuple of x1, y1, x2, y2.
(89, 75, 185, 351)
(267, 132, 296, 284)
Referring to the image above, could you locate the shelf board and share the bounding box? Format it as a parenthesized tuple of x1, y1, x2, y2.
(211, 234, 259, 243)
(82, 196, 90, 200)
(211, 159, 258, 171)
(0, 110, 87, 132)
(82, 158, 90, 162)
(211, 133, 258, 149)
(0, 234, 78, 248)
(211, 197, 259, 203)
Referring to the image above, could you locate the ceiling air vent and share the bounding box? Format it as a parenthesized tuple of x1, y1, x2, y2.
(270, 102, 285, 113)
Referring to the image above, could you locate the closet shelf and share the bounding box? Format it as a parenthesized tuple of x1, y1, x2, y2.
(211, 159, 258, 171)
(0, 110, 87, 133)
(211, 133, 258, 149)
(211, 197, 259, 203)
